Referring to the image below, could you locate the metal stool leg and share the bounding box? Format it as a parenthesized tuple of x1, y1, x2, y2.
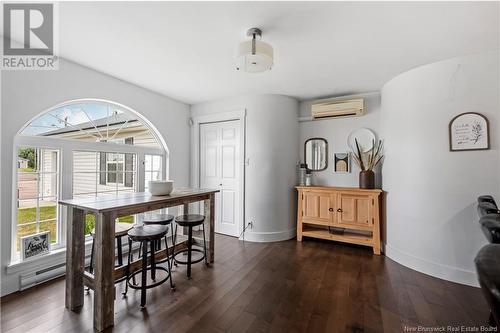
(140, 240, 148, 309)
(131, 240, 137, 286)
(172, 223, 178, 267)
(187, 226, 193, 278)
(116, 236, 123, 267)
(122, 238, 133, 297)
(85, 238, 95, 294)
(164, 236, 175, 290)
(202, 223, 209, 265)
(151, 240, 156, 281)
(164, 236, 169, 257)
(170, 224, 176, 250)
(89, 237, 95, 273)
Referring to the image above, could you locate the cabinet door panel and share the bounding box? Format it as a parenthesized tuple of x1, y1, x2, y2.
(302, 191, 333, 225)
(336, 193, 372, 229)
(318, 196, 331, 220)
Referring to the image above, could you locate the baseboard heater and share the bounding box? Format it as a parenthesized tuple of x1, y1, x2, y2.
(20, 262, 66, 290)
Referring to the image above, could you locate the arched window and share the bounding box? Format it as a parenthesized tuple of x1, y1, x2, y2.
(13, 99, 168, 259)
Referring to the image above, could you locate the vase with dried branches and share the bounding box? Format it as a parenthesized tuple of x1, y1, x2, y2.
(352, 138, 384, 189)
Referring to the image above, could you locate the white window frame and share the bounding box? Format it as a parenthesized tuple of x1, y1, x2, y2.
(15, 146, 62, 251)
(11, 99, 169, 264)
(144, 154, 163, 190)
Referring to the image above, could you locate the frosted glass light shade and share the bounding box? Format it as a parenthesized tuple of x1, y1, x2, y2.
(235, 39, 273, 73)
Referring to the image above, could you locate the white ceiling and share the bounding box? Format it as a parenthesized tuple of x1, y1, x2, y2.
(58, 2, 499, 104)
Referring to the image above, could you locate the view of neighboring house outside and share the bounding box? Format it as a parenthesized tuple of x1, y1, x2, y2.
(17, 158, 29, 169)
(16, 106, 164, 251)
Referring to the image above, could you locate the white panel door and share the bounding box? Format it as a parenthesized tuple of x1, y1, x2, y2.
(200, 120, 240, 237)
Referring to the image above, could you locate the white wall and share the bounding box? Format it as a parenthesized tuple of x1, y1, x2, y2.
(191, 94, 299, 242)
(381, 50, 500, 286)
(1, 59, 190, 296)
(299, 94, 381, 187)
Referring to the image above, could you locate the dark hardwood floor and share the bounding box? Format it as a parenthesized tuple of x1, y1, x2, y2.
(0, 234, 491, 333)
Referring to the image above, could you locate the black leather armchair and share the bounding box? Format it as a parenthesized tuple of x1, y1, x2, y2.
(478, 202, 500, 218)
(478, 195, 498, 207)
(479, 215, 500, 244)
(475, 244, 500, 326)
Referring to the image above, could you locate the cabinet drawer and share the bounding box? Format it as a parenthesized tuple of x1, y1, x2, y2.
(335, 193, 373, 229)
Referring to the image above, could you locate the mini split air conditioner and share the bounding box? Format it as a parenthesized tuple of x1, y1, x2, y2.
(311, 98, 364, 119)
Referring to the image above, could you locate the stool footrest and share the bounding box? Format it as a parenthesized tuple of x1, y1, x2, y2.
(173, 248, 205, 265)
(126, 266, 172, 290)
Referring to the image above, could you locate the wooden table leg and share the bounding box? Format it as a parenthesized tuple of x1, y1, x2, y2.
(65, 206, 85, 311)
(93, 212, 116, 331)
(204, 194, 215, 263)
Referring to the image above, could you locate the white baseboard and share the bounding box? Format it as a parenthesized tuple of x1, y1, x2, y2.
(385, 243, 479, 287)
(239, 228, 296, 243)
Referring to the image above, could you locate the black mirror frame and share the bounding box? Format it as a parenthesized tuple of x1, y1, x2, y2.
(304, 137, 328, 172)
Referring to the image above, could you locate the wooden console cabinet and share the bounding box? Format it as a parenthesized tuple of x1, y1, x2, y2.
(296, 186, 383, 254)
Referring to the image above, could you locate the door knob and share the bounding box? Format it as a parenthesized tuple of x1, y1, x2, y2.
(337, 208, 342, 212)
(219, 183, 222, 186)
(329, 208, 333, 212)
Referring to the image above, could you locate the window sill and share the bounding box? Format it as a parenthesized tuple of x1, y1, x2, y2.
(6, 239, 94, 275)
(5, 236, 141, 276)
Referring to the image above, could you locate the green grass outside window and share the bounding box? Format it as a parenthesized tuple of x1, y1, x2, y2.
(17, 206, 134, 251)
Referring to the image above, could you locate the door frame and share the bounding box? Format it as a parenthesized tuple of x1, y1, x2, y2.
(190, 110, 246, 238)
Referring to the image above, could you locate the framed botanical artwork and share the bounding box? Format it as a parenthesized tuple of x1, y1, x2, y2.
(449, 112, 489, 151)
(334, 153, 350, 173)
(21, 231, 51, 261)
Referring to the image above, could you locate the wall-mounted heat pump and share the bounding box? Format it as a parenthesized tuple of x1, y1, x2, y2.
(311, 98, 364, 119)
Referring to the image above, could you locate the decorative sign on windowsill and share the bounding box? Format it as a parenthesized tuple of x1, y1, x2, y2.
(449, 112, 489, 151)
(21, 232, 51, 261)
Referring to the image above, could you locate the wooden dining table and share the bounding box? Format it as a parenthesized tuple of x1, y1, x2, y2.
(59, 188, 219, 332)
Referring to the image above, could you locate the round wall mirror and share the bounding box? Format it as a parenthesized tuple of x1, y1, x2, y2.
(347, 128, 376, 153)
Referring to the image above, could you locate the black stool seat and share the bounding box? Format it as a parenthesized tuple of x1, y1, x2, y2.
(87, 222, 133, 279)
(91, 222, 133, 238)
(175, 214, 205, 227)
(142, 213, 177, 264)
(128, 225, 168, 241)
(475, 244, 500, 325)
(143, 213, 174, 225)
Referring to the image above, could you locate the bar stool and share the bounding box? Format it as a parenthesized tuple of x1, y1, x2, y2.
(123, 224, 175, 309)
(88, 222, 133, 274)
(142, 213, 176, 251)
(173, 214, 208, 278)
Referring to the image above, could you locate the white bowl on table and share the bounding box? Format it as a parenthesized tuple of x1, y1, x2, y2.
(148, 180, 174, 196)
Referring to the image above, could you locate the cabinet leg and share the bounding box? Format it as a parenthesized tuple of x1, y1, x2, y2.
(373, 244, 381, 255)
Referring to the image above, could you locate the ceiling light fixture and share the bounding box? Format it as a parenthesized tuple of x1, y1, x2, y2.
(235, 28, 273, 73)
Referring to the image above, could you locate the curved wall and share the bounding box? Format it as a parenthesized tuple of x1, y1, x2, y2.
(191, 94, 299, 242)
(381, 50, 500, 286)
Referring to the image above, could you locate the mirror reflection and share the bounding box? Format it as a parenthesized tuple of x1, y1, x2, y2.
(304, 138, 328, 171)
